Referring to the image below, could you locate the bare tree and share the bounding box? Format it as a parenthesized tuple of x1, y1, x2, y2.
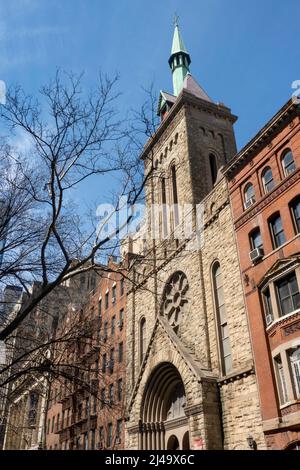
(0, 71, 156, 341)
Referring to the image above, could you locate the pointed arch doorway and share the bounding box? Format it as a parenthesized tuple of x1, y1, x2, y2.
(139, 362, 190, 450)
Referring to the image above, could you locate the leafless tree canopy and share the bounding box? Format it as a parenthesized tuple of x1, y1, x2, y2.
(0, 71, 156, 340)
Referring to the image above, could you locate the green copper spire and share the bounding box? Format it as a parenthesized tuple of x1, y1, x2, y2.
(168, 16, 191, 96)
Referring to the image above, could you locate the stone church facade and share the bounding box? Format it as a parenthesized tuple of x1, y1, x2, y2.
(125, 23, 266, 450)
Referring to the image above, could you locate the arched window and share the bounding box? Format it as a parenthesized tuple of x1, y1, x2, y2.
(161, 177, 168, 237)
(140, 317, 146, 364)
(262, 166, 275, 194)
(281, 149, 296, 177)
(171, 165, 179, 226)
(290, 196, 300, 234)
(244, 183, 255, 208)
(249, 227, 263, 250)
(209, 154, 218, 186)
(212, 262, 232, 375)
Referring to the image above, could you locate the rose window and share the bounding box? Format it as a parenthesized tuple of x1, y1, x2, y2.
(161, 272, 189, 329)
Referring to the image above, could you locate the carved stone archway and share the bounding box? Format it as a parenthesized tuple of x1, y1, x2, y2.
(139, 362, 189, 450)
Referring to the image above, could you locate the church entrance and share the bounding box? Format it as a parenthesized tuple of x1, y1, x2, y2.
(139, 362, 190, 450)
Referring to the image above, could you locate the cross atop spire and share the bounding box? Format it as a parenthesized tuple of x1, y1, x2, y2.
(174, 12, 179, 28)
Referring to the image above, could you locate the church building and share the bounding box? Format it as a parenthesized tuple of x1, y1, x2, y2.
(124, 21, 266, 450)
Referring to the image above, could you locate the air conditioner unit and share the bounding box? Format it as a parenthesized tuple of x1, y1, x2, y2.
(112, 297, 116, 304)
(244, 197, 256, 209)
(249, 247, 264, 263)
(266, 314, 273, 326)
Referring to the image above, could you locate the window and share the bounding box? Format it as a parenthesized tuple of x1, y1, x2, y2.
(92, 395, 97, 414)
(85, 397, 90, 417)
(77, 403, 82, 419)
(288, 347, 300, 398)
(120, 278, 125, 296)
(249, 228, 263, 250)
(102, 353, 107, 373)
(209, 153, 218, 185)
(90, 429, 95, 450)
(103, 321, 108, 341)
(274, 355, 288, 404)
(84, 432, 88, 450)
(161, 177, 168, 237)
(282, 149, 296, 176)
(262, 287, 273, 325)
(51, 416, 55, 433)
(112, 285, 116, 303)
(119, 309, 124, 330)
(212, 262, 232, 375)
(105, 291, 109, 309)
(98, 299, 102, 327)
(140, 317, 146, 364)
(117, 379, 123, 402)
(109, 348, 114, 373)
(244, 183, 255, 208)
(118, 342, 123, 363)
(290, 196, 300, 234)
(111, 316, 115, 336)
(99, 427, 104, 448)
(100, 388, 105, 409)
(107, 423, 113, 448)
(262, 166, 275, 193)
(269, 213, 286, 248)
(171, 165, 179, 226)
(116, 419, 122, 442)
(28, 392, 38, 427)
(276, 272, 300, 316)
(109, 383, 114, 404)
(47, 418, 50, 434)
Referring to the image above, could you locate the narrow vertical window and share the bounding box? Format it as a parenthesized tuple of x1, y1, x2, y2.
(274, 355, 288, 404)
(140, 317, 146, 364)
(244, 183, 255, 208)
(161, 177, 168, 237)
(290, 196, 300, 234)
(269, 213, 286, 248)
(249, 228, 263, 250)
(171, 165, 179, 226)
(288, 347, 300, 398)
(209, 154, 218, 185)
(276, 272, 300, 316)
(262, 287, 273, 325)
(262, 166, 275, 193)
(281, 149, 296, 176)
(212, 262, 232, 375)
(107, 423, 113, 448)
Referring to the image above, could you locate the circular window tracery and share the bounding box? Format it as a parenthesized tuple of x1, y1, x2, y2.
(161, 271, 189, 329)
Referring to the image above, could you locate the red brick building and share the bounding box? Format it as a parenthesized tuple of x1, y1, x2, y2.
(226, 98, 300, 450)
(45, 258, 127, 450)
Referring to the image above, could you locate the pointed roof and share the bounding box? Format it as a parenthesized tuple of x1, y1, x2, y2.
(171, 23, 189, 55)
(182, 73, 213, 103)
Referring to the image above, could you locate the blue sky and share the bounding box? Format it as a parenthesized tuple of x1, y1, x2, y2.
(0, 0, 299, 208)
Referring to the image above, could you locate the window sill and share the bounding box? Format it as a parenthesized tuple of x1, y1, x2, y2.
(266, 308, 300, 332)
(279, 399, 300, 411)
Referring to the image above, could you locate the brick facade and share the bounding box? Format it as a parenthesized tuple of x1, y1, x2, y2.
(226, 99, 300, 450)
